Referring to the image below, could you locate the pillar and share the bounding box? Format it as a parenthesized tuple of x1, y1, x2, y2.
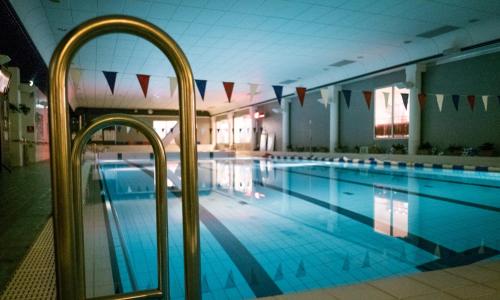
(329, 85, 341, 153)
(228, 111, 234, 148)
(210, 116, 216, 146)
(7, 67, 22, 167)
(249, 106, 256, 151)
(406, 64, 425, 155)
(281, 98, 290, 151)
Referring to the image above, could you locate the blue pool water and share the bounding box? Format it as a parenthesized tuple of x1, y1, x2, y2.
(96, 157, 500, 299)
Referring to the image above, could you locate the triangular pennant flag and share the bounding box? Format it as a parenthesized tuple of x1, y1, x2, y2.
(272, 85, 284, 105)
(320, 88, 329, 108)
(479, 239, 485, 254)
(296, 260, 306, 277)
(223, 81, 234, 102)
(274, 264, 283, 281)
(249, 83, 259, 101)
(383, 91, 390, 108)
(418, 93, 427, 110)
(434, 245, 441, 258)
(202, 275, 210, 293)
(102, 71, 117, 94)
(342, 90, 352, 108)
(362, 252, 371, 268)
(401, 93, 409, 110)
(362, 90, 372, 110)
(169, 76, 177, 98)
(436, 94, 444, 112)
(452, 94, 460, 111)
(225, 271, 236, 289)
(195, 79, 207, 101)
(69, 68, 81, 91)
(342, 255, 350, 271)
(136, 74, 150, 98)
(296, 87, 306, 106)
(467, 95, 475, 111)
(482, 95, 489, 111)
(249, 268, 259, 286)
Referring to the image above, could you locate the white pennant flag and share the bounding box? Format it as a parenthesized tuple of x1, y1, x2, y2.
(436, 94, 444, 112)
(169, 76, 177, 98)
(383, 92, 390, 108)
(249, 83, 259, 101)
(320, 88, 329, 108)
(70, 68, 81, 91)
(482, 95, 489, 111)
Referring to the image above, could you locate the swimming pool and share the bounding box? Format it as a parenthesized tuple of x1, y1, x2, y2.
(93, 157, 500, 299)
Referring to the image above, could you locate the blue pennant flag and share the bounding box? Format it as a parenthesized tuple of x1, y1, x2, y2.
(452, 94, 460, 111)
(272, 85, 283, 105)
(195, 79, 207, 100)
(401, 93, 409, 110)
(102, 71, 117, 94)
(342, 89, 352, 108)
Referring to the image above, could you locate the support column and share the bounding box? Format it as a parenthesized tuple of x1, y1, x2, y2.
(249, 106, 256, 151)
(329, 85, 341, 153)
(210, 116, 216, 146)
(406, 64, 425, 155)
(7, 67, 22, 167)
(281, 98, 290, 151)
(228, 111, 234, 149)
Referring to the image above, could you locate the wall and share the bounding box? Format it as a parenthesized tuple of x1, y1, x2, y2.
(256, 101, 282, 151)
(86, 115, 211, 145)
(422, 52, 500, 150)
(339, 70, 406, 151)
(289, 90, 330, 150)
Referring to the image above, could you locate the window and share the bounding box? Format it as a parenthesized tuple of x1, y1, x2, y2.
(234, 114, 252, 143)
(374, 86, 410, 138)
(216, 119, 229, 144)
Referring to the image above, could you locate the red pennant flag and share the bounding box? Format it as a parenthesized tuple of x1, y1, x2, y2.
(296, 87, 306, 106)
(223, 82, 234, 102)
(467, 95, 475, 111)
(418, 93, 427, 109)
(136, 74, 150, 98)
(362, 91, 372, 110)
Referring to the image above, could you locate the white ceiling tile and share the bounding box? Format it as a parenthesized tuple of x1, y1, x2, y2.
(148, 2, 178, 19)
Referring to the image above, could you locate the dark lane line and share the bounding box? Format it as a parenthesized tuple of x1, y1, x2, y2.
(125, 160, 283, 298)
(251, 178, 456, 259)
(253, 178, 500, 270)
(309, 162, 500, 190)
(279, 168, 500, 213)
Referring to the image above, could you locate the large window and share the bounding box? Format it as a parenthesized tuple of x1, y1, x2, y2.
(216, 119, 229, 144)
(374, 86, 410, 139)
(234, 114, 252, 143)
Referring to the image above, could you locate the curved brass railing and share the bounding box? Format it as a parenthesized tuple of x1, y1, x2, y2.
(49, 16, 200, 299)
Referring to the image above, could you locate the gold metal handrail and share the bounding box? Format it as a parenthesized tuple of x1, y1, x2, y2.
(49, 16, 200, 300)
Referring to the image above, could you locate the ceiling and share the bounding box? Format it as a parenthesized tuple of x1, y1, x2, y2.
(10, 0, 500, 114)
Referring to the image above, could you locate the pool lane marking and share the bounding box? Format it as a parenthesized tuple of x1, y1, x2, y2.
(125, 160, 283, 298)
(310, 163, 500, 190)
(99, 164, 139, 292)
(252, 177, 458, 259)
(280, 168, 500, 213)
(94, 165, 124, 293)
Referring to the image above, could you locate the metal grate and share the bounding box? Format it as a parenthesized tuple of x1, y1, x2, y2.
(0, 219, 56, 300)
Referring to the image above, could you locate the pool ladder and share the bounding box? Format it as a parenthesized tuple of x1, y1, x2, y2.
(49, 16, 200, 300)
